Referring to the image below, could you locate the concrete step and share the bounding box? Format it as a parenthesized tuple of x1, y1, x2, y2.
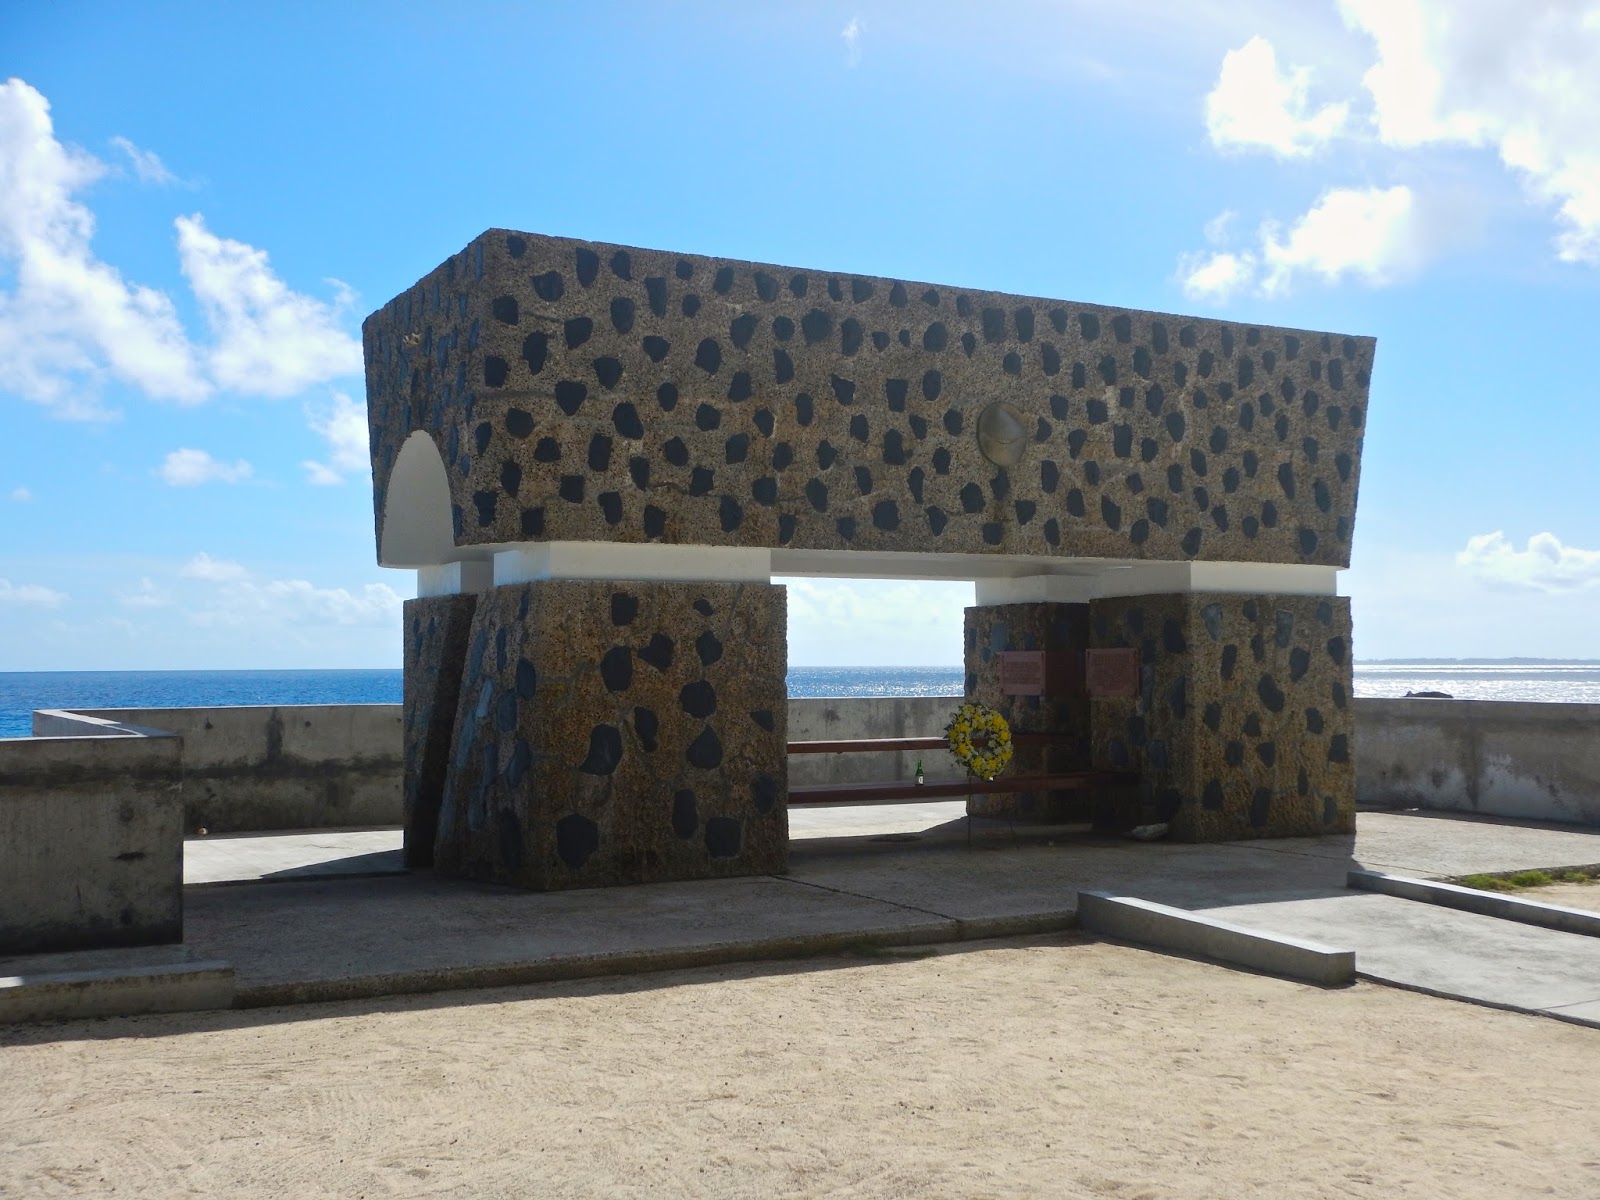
(1, 954, 234, 1024)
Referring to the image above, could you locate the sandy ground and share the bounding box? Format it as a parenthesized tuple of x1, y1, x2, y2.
(3, 938, 1598, 1199)
(1521, 881, 1600, 913)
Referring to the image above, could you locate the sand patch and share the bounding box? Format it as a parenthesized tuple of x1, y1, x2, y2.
(3, 937, 1597, 1198)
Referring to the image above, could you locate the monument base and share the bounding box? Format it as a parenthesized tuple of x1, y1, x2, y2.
(431, 579, 788, 890)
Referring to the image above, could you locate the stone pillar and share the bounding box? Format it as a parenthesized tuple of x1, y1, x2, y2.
(401, 593, 479, 867)
(433, 579, 788, 890)
(962, 601, 1094, 820)
(1088, 592, 1354, 840)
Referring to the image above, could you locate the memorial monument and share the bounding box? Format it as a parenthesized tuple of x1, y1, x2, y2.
(364, 231, 1372, 889)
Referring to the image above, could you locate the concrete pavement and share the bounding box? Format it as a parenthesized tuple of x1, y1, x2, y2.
(7, 808, 1600, 1027)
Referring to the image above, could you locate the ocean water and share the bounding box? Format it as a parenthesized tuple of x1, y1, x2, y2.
(3, 662, 1597, 739)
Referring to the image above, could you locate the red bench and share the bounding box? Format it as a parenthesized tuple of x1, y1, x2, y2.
(785, 736, 1136, 806)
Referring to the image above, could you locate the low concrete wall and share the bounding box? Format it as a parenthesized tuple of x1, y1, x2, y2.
(0, 732, 184, 954)
(34, 705, 404, 834)
(788, 696, 964, 787)
(1355, 698, 1600, 826)
(18, 695, 1599, 836)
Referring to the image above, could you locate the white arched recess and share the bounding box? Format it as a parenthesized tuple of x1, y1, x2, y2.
(381, 431, 492, 596)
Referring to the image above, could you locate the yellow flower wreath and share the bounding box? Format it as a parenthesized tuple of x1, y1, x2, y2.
(944, 701, 1013, 780)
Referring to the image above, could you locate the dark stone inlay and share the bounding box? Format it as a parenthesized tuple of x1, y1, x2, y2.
(679, 679, 717, 719)
(578, 725, 623, 776)
(672, 789, 698, 839)
(556, 814, 599, 869)
(687, 725, 723, 770)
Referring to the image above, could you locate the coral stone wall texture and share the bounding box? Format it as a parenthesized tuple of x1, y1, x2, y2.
(432, 580, 787, 890)
(1087, 593, 1355, 841)
(401, 593, 478, 867)
(364, 231, 1372, 568)
(962, 602, 1096, 819)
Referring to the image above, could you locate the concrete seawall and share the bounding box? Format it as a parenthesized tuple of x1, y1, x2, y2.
(0, 728, 184, 953)
(15, 695, 1600, 832)
(1355, 698, 1600, 826)
(31, 706, 404, 833)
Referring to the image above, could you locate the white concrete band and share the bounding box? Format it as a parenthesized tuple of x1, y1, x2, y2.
(973, 562, 1337, 606)
(416, 560, 494, 597)
(492, 542, 773, 586)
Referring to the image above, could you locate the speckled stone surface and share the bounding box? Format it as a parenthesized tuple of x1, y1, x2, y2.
(401, 594, 478, 868)
(1088, 593, 1355, 841)
(962, 603, 1095, 819)
(364, 231, 1372, 568)
(432, 580, 788, 890)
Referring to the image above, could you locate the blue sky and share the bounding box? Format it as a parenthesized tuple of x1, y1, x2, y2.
(3, 1, 1598, 670)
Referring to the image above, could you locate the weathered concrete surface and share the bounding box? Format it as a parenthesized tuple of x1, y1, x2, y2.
(176, 811, 1592, 996)
(1349, 869, 1600, 937)
(0, 733, 183, 954)
(1198, 891, 1600, 1028)
(1357, 698, 1600, 826)
(178, 802, 995, 887)
(1077, 891, 1354, 985)
(35, 705, 405, 833)
(11, 809, 1600, 1024)
(0, 957, 234, 1024)
(185, 830, 408, 885)
(184, 873, 975, 1004)
(788, 696, 964, 786)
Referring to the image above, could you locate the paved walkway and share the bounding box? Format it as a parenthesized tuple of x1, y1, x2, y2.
(181, 801, 982, 885)
(1199, 892, 1600, 1026)
(11, 809, 1600, 1026)
(167, 810, 1600, 1017)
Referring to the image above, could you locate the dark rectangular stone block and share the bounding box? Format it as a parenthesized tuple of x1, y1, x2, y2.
(403, 593, 479, 867)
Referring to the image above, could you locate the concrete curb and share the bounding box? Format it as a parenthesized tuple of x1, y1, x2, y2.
(0, 960, 235, 1024)
(1348, 869, 1600, 938)
(1076, 891, 1355, 986)
(234, 912, 1083, 1010)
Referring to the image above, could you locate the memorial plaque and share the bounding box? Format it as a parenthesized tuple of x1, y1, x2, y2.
(998, 651, 1046, 696)
(998, 651, 1086, 697)
(1085, 648, 1139, 698)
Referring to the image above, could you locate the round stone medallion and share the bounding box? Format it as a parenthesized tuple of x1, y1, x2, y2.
(976, 401, 1027, 467)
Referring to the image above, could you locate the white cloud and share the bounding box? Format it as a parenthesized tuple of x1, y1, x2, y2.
(157, 447, 253, 487)
(119, 576, 174, 608)
(1259, 184, 1418, 294)
(841, 17, 864, 67)
(174, 553, 401, 627)
(302, 390, 370, 485)
(1177, 249, 1258, 302)
(1456, 531, 1600, 592)
(1341, 0, 1600, 263)
(0, 79, 364, 419)
(1205, 35, 1349, 156)
(1179, 185, 1419, 300)
(0, 577, 68, 608)
(109, 135, 176, 185)
(176, 213, 362, 397)
(180, 552, 250, 583)
(1202, 209, 1237, 245)
(10, 485, 31, 502)
(0, 77, 209, 417)
(779, 577, 973, 667)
